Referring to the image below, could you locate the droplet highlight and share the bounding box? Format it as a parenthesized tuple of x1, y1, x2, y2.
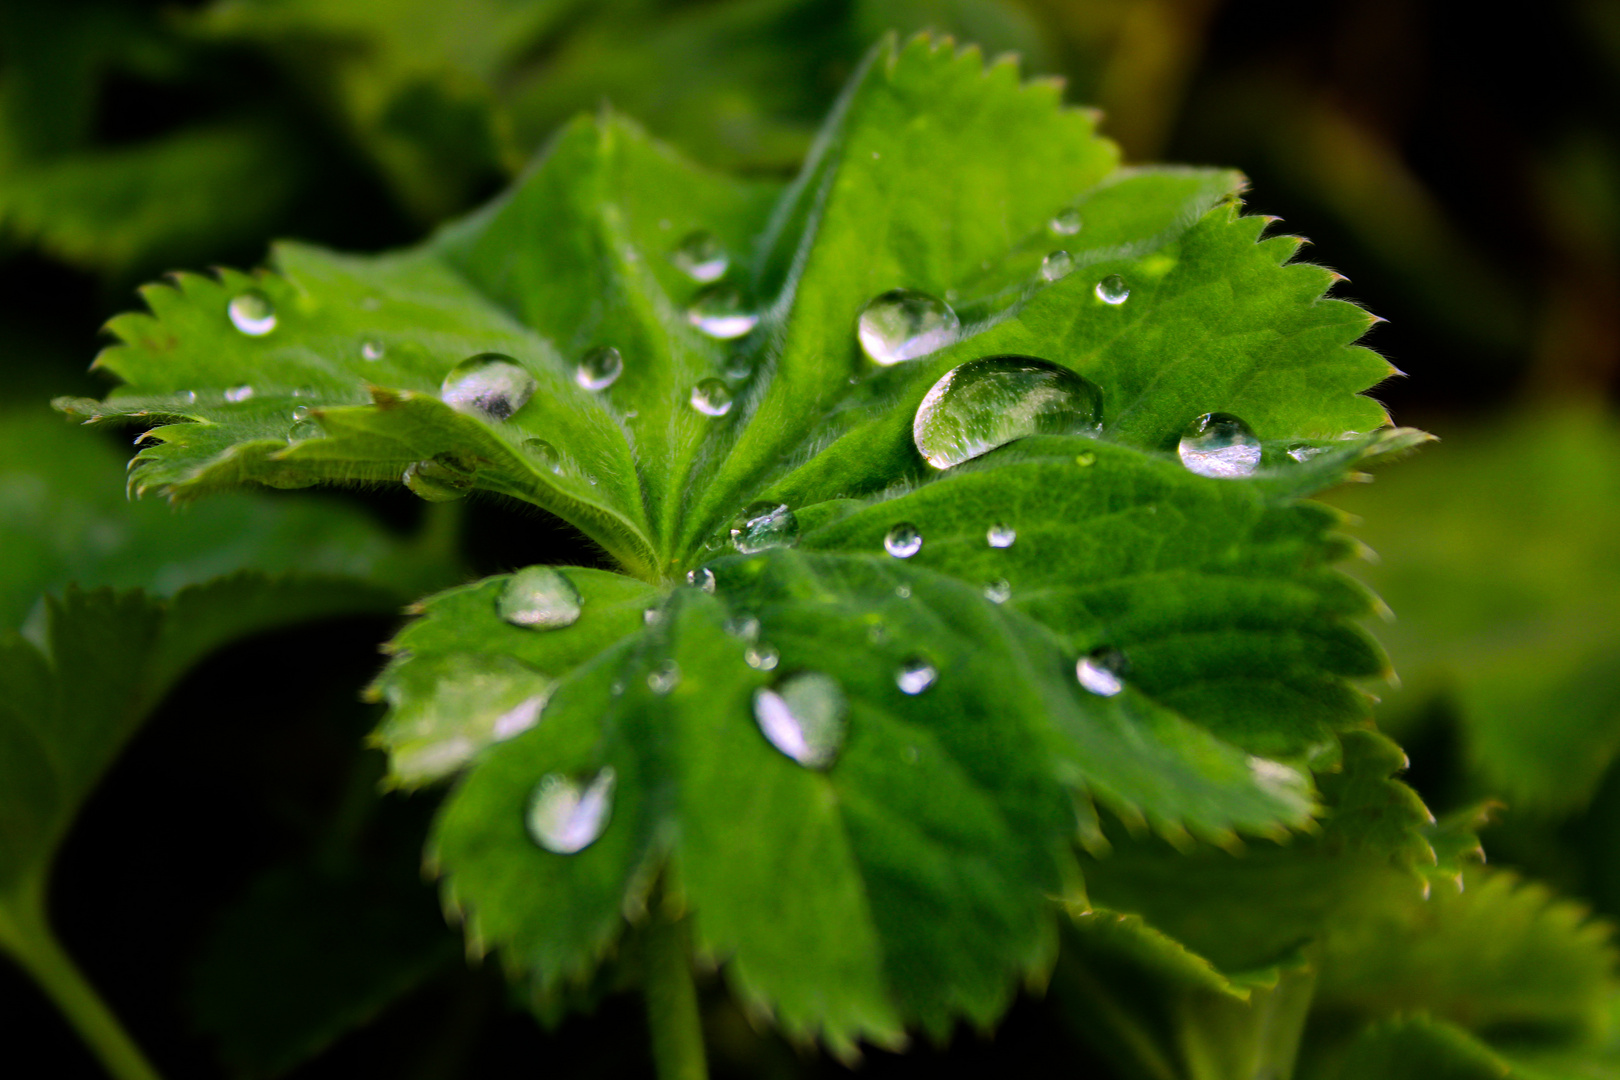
(576, 346, 623, 391)
(442, 353, 536, 421)
(1179, 413, 1262, 478)
(884, 523, 923, 558)
(1095, 275, 1130, 305)
(687, 286, 758, 340)
(913, 356, 1103, 470)
(497, 567, 582, 630)
(753, 673, 847, 769)
(896, 658, 937, 695)
(228, 291, 276, 336)
(671, 231, 728, 283)
(689, 378, 734, 417)
(224, 385, 254, 403)
(402, 454, 474, 502)
(1041, 251, 1074, 282)
(987, 523, 1016, 549)
(361, 339, 385, 361)
(730, 503, 799, 553)
(856, 289, 960, 366)
(1077, 647, 1128, 697)
(744, 644, 780, 671)
(985, 579, 1012, 604)
(526, 768, 616, 854)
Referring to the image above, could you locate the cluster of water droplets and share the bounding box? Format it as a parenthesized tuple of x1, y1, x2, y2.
(857, 289, 959, 366)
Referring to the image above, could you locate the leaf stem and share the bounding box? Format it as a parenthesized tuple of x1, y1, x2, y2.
(643, 906, 708, 1080)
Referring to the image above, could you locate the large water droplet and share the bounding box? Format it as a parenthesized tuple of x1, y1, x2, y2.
(442, 354, 536, 421)
(753, 673, 847, 769)
(1178, 413, 1262, 478)
(856, 289, 960, 366)
(745, 644, 780, 671)
(228, 291, 276, 336)
(403, 454, 474, 502)
(671, 231, 728, 283)
(1095, 275, 1129, 305)
(884, 523, 923, 558)
(526, 768, 616, 854)
(497, 567, 582, 630)
(1050, 209, 1082, 236)
(687, 286, 758, 339)
(524, 438, 563, 474)
(1077, 647, 1128, 697)
(1041, 251, 1074, 282)
(987, 523, 1016, 548)
(896, 658, 937, 695)
(647, 660, 681, 695)
(576, 346, 623, 391)
(730, 503, 798, 553)
(689, 378, 734, 417)
(913, 356, 1103, 470)
(687, 567, 716, 594)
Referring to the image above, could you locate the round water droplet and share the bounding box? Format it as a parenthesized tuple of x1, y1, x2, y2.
(725, 613, 761, 641)
(228, 291, 276, 336)
(361, 339, 385, 361)
(744, 644, 780, 671)
(287, 418, 322, 443)
(1050, 208, 1082, 236)
(687, 567, 716, 594)
(730, 503, 799, 553)
(753, 673, 847, 769)
(856, 289, 960, 366)
(647, 660, 681, 695)
(1077, 647, 1128, 697)
(884, 523, 923, 558)
(1178, 413, 1262, 478)
(894, 584, 912, 599)
(291, 406, 312, 421)
(526, 768, 616, 854)
(1095, 275, 1129, 305)
(524, 438, 563, 474)
(1041, 251, 1074, 282)
(576, 346, 623, 391)
(224, 384, 254, 403)
(497, 567, 582, 630)
(985, 579, 1012, 604)
(671, 231, 728, 283)
(987, 523, 1016, 548)
(442, 353, 536, 421)
(402, 454, 475, 502)
(896, 658, 937, 695)
(690, 378, 734, 417)
(913, 356, 1103, 470)
(687, 286, 758, 339)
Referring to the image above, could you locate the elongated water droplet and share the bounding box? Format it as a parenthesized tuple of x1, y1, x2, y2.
(730, 503, 798, 553)
(1287, 442, 1326, 464)
(361, 339, 385, 361)
(884, 523, 923, 558)
(442, 353, 536, 421)
(1077, 647, 1128, 697)
(526, 768, 615, 854)
(224, 384, 254, 403)
(753, 673, 846, 769)
(857, 289, 960, 366)
(1095, 275, 1129, 305)
(1041, 251, 1074, 282)
(403, 454, 474, 501)
(687, 286, 758, 339)
(498, 567, 582, 630)
(1179, 413, 1262, 478)
(671, 231, 728, 283)
(725, 613, 760, 641)
(987, 523, 1016, 548)
(687, 567, 716, 594)
(576, 346, 623, 391)
(228, 291, 276, 335)
(985, 579, 1011, 604)
(647, 660, 681, 695)
(524, 438, 563, 474)
(1050, 209, 1082, 236)
(745, 644, 780, 671)
(913, 356, 1103, 470)
(896, 658, 937, 695)
(689, 378, 734, 417)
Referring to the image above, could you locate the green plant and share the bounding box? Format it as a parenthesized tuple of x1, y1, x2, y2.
(29, 33, 1620, 1080)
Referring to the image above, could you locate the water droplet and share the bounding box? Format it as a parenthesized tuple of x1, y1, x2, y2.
(1178, 413, 1262, 478)
(689, 378, 734, 417)
(753, 673, 847, 769)
(224, 385, 254, 403)
(730, 503, 798, 553)
(896, 658, 937, 695)
(576, 346, 623, 391)
(493, 695, 547, 740)
(497, 567, 582, 630)
(671, 231, 728, 283)
(361, 339, 385, 361)
(1041, 251, 1074, 282)
(1287, 442, 1326, 463)
(228, 291, 276, 336)
(1050, 209, 1082, 236)
(1095, 275, 1129, 305)
(856, 289, 960, 366)
(524, 438, 563, 474)
(287, 419, 322, 443)
(1077, 647, 1128, 697)
(644, 607, 665, 627)
(913, 356, 1103, 470)
(985, 579, 1012, 604)
(687, 286, 758, 339)
(526, 768, 615, 854)
(687, 567, 717, 594)
(745, 644, 780, 671)
(725, 614, 760, 641)
(403, 454, 474, 501)
(884, 523, 923, 558)
(647, 660, 681, 695)
(987, 523, 1016, 548)
(894, 584, 912, 599)
(442, 353, 536, 421)
(290, 405, 312, 421)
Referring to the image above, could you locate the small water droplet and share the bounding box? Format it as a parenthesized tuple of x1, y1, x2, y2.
(576, 346, 623, 391)
(1095, 275, 1129, 305)
(896, 658, 937, 695)
(1179, 413, 1262, 478)
(687, 286, 758, 339)
(1077, 647, 1128, 697)
(224, 384, 254, 403)
(671, 231, 728, 283)
(987, 523, 1016, 548)
(867, 621, 888, 644)
(725, 613, 760, 641)
(753, 673, 846, 769)
(745, 644, 780, 671)
(894, 584, 912, 599)
(442, 353, 536, 421)
(287, 418, 322, 443)
(1287, 442, 1326, 463)
(526, 768, 615, 854)
(730, 503, 799, 553)
(492, 694, 547, 741)
(687, 567, 717, 594)
(228, 291, 276, 335)
(856, 289, 960, 366)
(644, 607, 665, 627)
(290, 406, 311, 421)
(361, 339, 385, 361)
(1041, 251, 1074, 282)
(690, 378, 734, 417)
(1050, 209, 1082, 236)
(913, 356, 1103, 470)
(985, 579, 1011, 604)
(647, 660, 681, 695)
(403, 454, 474, 501)
(884, 523, 923, 558)
(524, 438, 563, 474)
(497, 567, 582, 630)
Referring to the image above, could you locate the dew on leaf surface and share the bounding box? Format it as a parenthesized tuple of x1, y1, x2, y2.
(1179, 413, 1262, 478)
(575, 346, 623, 391)
(689, 378, 734, 417)
(731, 503, 798, 553)
(523, 438, 563, 474)
(670, 231, 728, 283)
(228, 291, 276, 336)
(884, 522, 923, 558)
(856, 289, 959, 366)
(896, 658, 937, 695)
(687, 567, 717, 594)
(1050, 208, 1082, 235)
(497, 567, 582, 630)
(441, 353, 536, 421)
(745, 644, 779, 671)
(753, 673, 847, 769)
(1095, 274, 1130, 305)
(913, 355, 1102, 469)
(287, 417, 322, 443)
(361, 339, 385, 361)
(224, 385, 254, 403)
(1287, 443, 1326, 463)
(526, 768, 615, 854)
(687, 286, 758, 339)
(643, 607, 664, 627)
(1077, 647, 1129, 697)
(1041, 251, 1074, 282)
(647, 660, 681, 695)
(985, 579, 1012, 604)
(725, 613, 760, 641)
(403, 454, 474, 502)
(894, 584, 912, 599)
(987, 523, 1016, 548)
